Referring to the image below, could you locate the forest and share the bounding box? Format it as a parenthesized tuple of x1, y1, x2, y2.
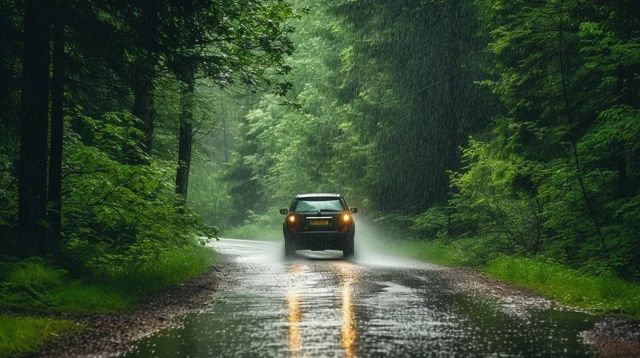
(203, 0, 640, 282)
(1, 0, 640, 354)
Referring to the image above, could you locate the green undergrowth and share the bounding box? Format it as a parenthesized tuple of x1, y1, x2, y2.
(88, 242, 216, 298)
(485, 256, 640, 318)
(373, 237, 494, 267)
(0, 315, 82, 358)
(389, 240, 468, 267)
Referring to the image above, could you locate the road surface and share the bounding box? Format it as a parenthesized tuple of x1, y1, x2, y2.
(124, 239, 596, 357)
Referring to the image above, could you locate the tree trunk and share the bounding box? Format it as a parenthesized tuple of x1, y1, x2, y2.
(175, 67, 195, 201)
(18, 0, 51, 255)
(440, 0, 462, 202)
(48, 0, 65, 245)
(616, 143, 627, 198)
(131, 0, 159, 156)
(132, 78, 155, 153)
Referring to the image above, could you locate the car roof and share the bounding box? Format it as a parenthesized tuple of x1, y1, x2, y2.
(295, 193, 342, 199)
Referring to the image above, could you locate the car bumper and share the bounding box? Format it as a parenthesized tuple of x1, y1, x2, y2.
(286, 230, 352, 250)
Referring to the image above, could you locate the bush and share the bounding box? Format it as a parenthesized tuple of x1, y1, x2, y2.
(86, 241, 215, 296)
(411, 207, 449, 239)
(1, 258, 67, 306)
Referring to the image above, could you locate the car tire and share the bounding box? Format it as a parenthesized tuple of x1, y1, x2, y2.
(284, 239, 296, 257)
(343, 237, 354, 258)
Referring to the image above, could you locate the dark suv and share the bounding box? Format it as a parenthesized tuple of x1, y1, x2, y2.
(280, 193, 357, 258)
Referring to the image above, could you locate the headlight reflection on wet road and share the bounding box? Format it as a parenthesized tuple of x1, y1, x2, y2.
(335, 263, 357, 358)
(285, 261, 359, 358)
(286, 263, 305, 356)
(286, 291, 302, 356)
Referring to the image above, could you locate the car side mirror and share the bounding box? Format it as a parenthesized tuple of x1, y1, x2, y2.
(279, 208, 289, 215)
(350, 207, 358, 214)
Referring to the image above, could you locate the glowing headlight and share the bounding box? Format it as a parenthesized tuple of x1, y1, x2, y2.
(342, 214, 351, 223)
(288, 215, 296, 224)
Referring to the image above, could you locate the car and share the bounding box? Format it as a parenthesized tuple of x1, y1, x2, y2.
(280, 193, 357, 258)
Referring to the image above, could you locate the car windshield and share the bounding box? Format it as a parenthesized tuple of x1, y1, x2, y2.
(294, 199, 343, 212)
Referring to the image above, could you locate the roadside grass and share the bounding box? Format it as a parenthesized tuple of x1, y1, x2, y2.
(390, 240, 468, 267)
(0, 258, 129, 314)
(0, 244, 215, 356)
(370, 237, 492, 267)
(100, 243, 217, 297)
(51, 282, 133, 313)
(484, 256, 640, 318)
(0, 315, 82, 358)
(0, 280, 132, 314)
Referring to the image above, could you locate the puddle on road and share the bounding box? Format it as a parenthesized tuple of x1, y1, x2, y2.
(124, 239, 596, 357)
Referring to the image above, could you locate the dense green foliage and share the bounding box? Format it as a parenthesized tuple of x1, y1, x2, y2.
(199, 0, 492, 229)
(446, 0, 640, 279)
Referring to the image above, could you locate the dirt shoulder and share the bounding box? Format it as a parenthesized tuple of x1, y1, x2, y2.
(34, 264, 229, 358)
(582, 317, 640, 358)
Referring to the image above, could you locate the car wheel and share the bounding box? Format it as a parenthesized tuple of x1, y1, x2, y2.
(343, 237, 354, 258)
(284, 239, 296, 257)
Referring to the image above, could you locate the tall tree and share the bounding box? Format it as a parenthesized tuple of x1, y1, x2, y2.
(175, 63, 195, 200)
(129, 0, 160, 155)
(18, 0, 51, 254)
(47, 0, 65, 244)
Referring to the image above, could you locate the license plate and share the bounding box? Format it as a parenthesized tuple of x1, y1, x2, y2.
(309, 219, 329, 226)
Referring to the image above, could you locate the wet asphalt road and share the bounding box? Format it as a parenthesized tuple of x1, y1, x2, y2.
(124, 239, 596, 357)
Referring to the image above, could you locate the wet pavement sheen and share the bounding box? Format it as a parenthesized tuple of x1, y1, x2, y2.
(124, 239, 596, 357)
